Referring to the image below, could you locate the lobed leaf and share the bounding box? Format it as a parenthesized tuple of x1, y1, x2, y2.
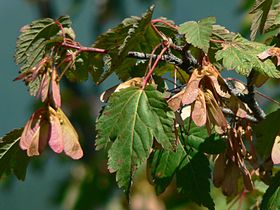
(0, 128, 30, 180)
(149, 143, 186, 195)
(15, 16, 72, 94)
(184, 118, 226, 154)
(215, 34, 280, 78)
(179, 17, 216, 53)
(93, 6, 160, 82)
(176, 152, 215, 210)
(96, 86, 175, 192)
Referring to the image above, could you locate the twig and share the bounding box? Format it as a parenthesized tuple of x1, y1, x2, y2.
(55, 18, 107, 54)
(223, 78, 266, 121)
(60, 42, 107, 54)
(151, 19, 178, 30)
(127, 51, 183, 65)
(221, 107, 258, 123)
(142, 47, 168, 88)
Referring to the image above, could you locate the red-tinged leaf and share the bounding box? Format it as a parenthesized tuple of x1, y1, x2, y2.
(57, 108, 83, 160)
(167, 89, 184, 111)
(182, 69, 202, 105)
(51, 69, 61, 107)
(191, 89, 207, 127)
(37, 73, 50, 102)
(48, 107, 63, 154)
(271, 135, 280, 164)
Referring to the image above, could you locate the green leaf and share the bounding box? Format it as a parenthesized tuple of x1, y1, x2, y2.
(176, 152, 215, 210)
(255, 109, 280, 163)
(250, 0, 273, 40)
(179, 17, 216, 53)
(0, 128, 30, 180)
(93, 6, 160, 82)
(149, 143, 186, 194)
(15, 16, 72, 94)
(261, 171, 280, 210)
(184, 119, 226, 154)
(211, 24, 236, 42)
(15, 16, 71, 72)
(215, 34, 280, 77)
(96, 86, 175, 192)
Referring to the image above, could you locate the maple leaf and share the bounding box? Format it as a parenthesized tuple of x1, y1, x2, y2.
(177, 151, 215, 210)
(96, 86, 175, 192)
(179, 17, 216, 53)
(15, 16, 71, 95)
(215, 34, 280, 78)
(148, 144, 186, 195)
(93, 6, 160, 82)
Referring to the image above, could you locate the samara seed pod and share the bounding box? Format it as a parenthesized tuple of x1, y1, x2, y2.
(222, 163, 240, 196)
(213, 153, 226, 187)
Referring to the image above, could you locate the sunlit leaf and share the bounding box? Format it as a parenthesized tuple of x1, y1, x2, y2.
(15, 16, 72, 94)
(179, 17, 216, 53)
(215, 34, 280, 78)
(0, 128, 30, 180)
(96, 86, 175, 192)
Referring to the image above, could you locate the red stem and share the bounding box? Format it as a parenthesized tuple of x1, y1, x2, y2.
(55, 19, 107, 54)
(60, 42, 107, 54)
(151, 19, 178, 30)
(255, 91, 280, 106)
(142, 46, 168, 88)
(210, 39, 225, 44)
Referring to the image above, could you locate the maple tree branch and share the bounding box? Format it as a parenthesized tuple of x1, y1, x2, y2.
(60, 42, 108, 54)
(221, 107, 258, 123)
(127, 51, 183, 65)
(223, 78, 266, 121)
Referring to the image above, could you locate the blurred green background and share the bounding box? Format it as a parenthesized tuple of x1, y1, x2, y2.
(0, 0, 245, 210)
